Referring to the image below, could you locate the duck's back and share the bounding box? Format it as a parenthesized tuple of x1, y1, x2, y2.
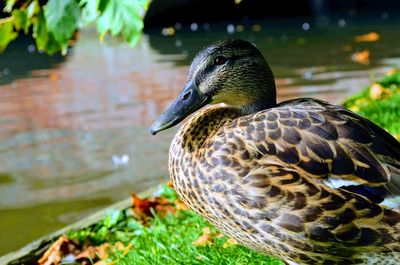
(273, 98, 400, 205)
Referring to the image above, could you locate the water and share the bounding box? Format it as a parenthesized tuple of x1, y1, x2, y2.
(0, 16, 399, 255)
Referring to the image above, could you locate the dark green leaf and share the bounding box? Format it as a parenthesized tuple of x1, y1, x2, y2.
(44, 0, 80, 43)
(0, 18, 18, 52)
(33, 10, 49, 51)
(80, 0, 100, 25)
(33, 10, 62, 55)
(96, 0, 147, 44)
(12, 10, 30, 33)
(98, 0, 109, 13)
(1, 0, 149, 54)
(96, 0, 114, 38)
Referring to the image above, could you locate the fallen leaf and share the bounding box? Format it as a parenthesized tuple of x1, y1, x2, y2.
(38, 235, 79, 265)
(75, 243, 110, 262)
(193, 227, 215, 246)
(223, 238, 238, 248)
(167, 181, 174, 188)
(193, 233, 213, 246)
(38, 235, 111, 265)
(350, 49, 370, 65)
(131, 193, 176, 222)
(96, 243, 111, 260)
(354, 32, 380, 42)
(215, 233, 225, 238)
(114, 241, 126, 251)
(370, 83, 391, 99)
(202, 227, 212, 235)
(176, 200, 189, 210)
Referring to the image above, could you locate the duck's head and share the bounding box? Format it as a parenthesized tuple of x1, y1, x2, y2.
(150, 39, 276, 135)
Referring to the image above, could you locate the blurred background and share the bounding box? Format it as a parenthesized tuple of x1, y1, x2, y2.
(0, 0, 400, 255)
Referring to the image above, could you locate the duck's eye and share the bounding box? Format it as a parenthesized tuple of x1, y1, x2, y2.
(214, 56, 227, 65)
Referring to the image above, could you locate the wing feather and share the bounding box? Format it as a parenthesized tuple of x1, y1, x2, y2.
(235, 98, 400, 203)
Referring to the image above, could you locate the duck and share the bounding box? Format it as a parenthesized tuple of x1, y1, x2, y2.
(150, 39, 400, 265)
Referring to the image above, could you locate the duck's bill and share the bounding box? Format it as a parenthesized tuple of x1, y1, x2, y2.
(149, 81, 211, 135)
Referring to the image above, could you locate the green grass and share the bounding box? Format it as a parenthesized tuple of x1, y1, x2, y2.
(342, 70, 400, 138)
(110, 211, 283, 265)
(68, 185, 284, 265)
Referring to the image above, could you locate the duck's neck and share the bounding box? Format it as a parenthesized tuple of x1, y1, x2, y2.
(176, 106, 240, 152)
(237, 96, 277, 115)
(234, 76, 277, 115)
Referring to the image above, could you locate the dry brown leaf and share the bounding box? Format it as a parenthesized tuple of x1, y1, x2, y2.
(38, 235, 112, 265)
(370, 83, 391, 99)
(215, 233, 225, 238)
(131, 193, 155, 217)
(354, 32, 380, 42)
(75, 243, 110, 262)
(131, 193, 176, 222)
(75, 246, 97, 260)
(202, 227, 212, 235)
(193, 227, 215, 246)
(38, 235, 79, 265)
(114, 241, 126, 251)
(176, 200, 189, 210)
(193, 233, 213, 246)
(155, 201, 176, 216)
(94, 261, 107, 265)
(223, 238, 238, 248)
(167, 181, 174, 188)
(350, 49, 370, 65)
(96, 243, 111, 260)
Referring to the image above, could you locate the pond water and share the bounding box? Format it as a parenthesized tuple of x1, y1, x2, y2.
(0, 15, 399, 254)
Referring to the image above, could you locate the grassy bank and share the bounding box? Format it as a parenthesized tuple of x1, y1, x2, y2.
(342, 69, 400, 139)
(37, 70, 399, 265)
(38, 185, 283, 265)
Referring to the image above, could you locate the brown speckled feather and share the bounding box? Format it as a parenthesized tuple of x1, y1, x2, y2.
(169, 99, 400, 265)
(262, 98, 399, 188)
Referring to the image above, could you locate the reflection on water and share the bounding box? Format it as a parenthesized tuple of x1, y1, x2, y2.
(0, 17, 399, 254)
